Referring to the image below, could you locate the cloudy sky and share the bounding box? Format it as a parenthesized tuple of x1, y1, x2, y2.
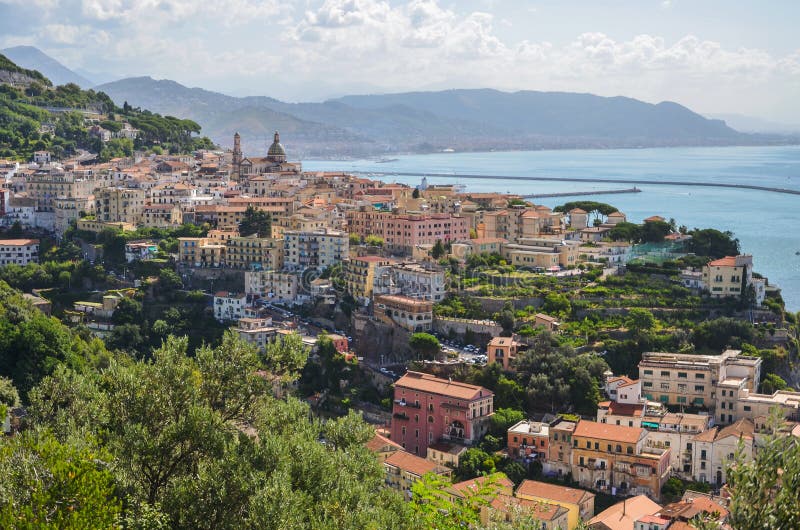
(1, 0, 798, 123)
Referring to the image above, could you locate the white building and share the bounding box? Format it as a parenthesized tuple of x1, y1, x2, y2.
(244, 270, 300, 305)
(374, 262, 447, 301)
(0, 239, 39, 265)
(282, 228, 348, 271)
(213, 291, 247, 322)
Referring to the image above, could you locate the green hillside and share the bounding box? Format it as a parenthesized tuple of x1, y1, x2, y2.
(0, 53, 215, 162)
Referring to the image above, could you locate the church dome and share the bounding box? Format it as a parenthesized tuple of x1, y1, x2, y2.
(267, 131, 286, 161)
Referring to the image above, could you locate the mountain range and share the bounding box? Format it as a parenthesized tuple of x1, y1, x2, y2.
(5, 46, 796, 158)
(1, 46, 94, 88)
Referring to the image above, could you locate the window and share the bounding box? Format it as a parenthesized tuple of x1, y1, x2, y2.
(695, 373, 705, 379)
(678, 372, 688, 379)
(643, 382, 653, 388)
(586, 441, 591, 449)
(695, 385, 705, 392)
(660, 371, 670, 377)
(616, 445, 622, 453)
(627, 446, 633, 454)
(594, 442, 599, 450)
(701, 450, 707, 459)
(677, 396, 687, 404)
(644, 370, 653, 375)
(744, 405, 751, 412)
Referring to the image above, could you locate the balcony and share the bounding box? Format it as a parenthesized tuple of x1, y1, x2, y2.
(394, 399, 421, 409)
(393, 412, 409, 421)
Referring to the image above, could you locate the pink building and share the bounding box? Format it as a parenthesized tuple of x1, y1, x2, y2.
(391, 371, 494, 457)
(346, 210, 469, 254)
(382, 213, 469, 252)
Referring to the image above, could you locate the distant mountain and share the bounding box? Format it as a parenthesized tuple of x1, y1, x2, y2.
(1, 46, 93, 87)
(708, 113, 800, 134)
(97, 77, 787, 157)
(335, 89, 740, 141)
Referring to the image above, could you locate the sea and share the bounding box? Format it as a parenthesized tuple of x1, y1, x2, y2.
(304, 145, 800, 311)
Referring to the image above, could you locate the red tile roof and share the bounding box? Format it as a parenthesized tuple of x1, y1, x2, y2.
(515, 480, 595, 505)
(573, 420, 645, 444)
(394, 371, 492, 401)
(708, 256, 738, 267)
(384, 450, 442, 477)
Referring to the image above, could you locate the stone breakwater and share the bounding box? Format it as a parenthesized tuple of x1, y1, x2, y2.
(378, 172, 800, 196)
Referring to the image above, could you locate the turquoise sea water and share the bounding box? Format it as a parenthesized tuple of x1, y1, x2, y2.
(304, 146, 800, 310)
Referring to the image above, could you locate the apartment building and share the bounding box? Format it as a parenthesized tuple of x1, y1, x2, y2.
(213, 291, 247, 322)
(178, 237, 225, 268)
(507, 420, 549, 460)
(546, 419, 577, 478)
(25, 168, 101, 212)
(373, 261, 447, 301)
(691, 418, 755, 486)
(95, 187, 146, 224)
(140, 204, 182, 228)
(53, 196, 93, 236)
(226, 235, 283, 271)
(234, 316, 277, 351)
(283, 228, 348, 271)
(374, 294, 433, 332)
(515, 480, 595, 530)
(487, 336, 524, 371)
(383, 450, 451, 498)
(390, 371, 494, 457)
(343, 255, 394, 302)
(638, 349, 761, 418)
(571, 421, 671, 500)
(0, 239, 39, 265)
(702, 255, 751, 299)
(244, 270, 299, 304)
(346, 210, 469, 254)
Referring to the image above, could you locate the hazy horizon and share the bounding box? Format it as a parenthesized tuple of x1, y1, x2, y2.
(1, 0, 798, 125)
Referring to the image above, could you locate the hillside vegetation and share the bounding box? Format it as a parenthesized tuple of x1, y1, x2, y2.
(0, 54, 215, 161)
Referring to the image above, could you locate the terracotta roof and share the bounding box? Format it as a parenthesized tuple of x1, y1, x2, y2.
(573, 420, 645, 444)
(515, 480, 594, 505)
(607, 211, 626, 217)
(366, 432, 403, 453)
(644, 215, 666, 222)
(0, 239, 39, 245)
(394, 371, 492, 401)
(384, 450, 441, 477)
(490, 494, 568, 522)
(603, 402, 644, 418)
(716, 418, 755, 441)
(692, 426, 719, 443)
(588, 495, 662, 530)
(449, 473, 514, 499)
(708, 256, 738, 267)
(568, 208, 588, 214)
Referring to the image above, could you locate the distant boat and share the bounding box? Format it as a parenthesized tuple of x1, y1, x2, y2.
(375, 158, 398, 163)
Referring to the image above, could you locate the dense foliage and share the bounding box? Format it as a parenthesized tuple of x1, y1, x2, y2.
(0, 56, 216, 160)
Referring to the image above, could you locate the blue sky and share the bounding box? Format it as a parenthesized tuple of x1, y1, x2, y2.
(1, 0, 798, 123)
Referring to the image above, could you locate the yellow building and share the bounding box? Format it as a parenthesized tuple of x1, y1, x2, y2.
(76, 218, 136, 233)
(487, 336, 523, 371)
(177, 237, 224, 268)
(95, 187, 146, 224)
(514, 480, 595, 530)
(140, 204, 182, 228)
(383, 450, 451, 498)
(702, 255, 753, 298)
(571, 421, 671, 500)
(226, 234, 283, 270)
(343, 255, 393, 301)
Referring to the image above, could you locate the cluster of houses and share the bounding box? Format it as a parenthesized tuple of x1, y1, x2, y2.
(368, 348, 800, 529)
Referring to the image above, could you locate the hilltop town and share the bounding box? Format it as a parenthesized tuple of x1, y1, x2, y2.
(1, 52, 799, 530)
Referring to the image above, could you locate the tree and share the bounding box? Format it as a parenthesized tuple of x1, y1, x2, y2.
(365, 234, 384, 247)
(409, 332, 441, 360)
(349, 233, 362, 246)
(412, 188, 420, 199)
(0, 431, 121, 529)
(262, 331, 310, 384)
(489, 408, 524, 438)
(431, 239, 446, 259)
(686, 228, 740, 258)
(761, 373, 788, 394)
(691, 318, 754, 352)
(543, 293, 571, 317)
(111, 296, 143, 325)
(0, 375, 19, 420)
(725, 411, 800, 529)
(626, 308, 656, 333)
(238, 205, 271, 238)
(498, 301, 515, 336)
(157, 268, 183, 292)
